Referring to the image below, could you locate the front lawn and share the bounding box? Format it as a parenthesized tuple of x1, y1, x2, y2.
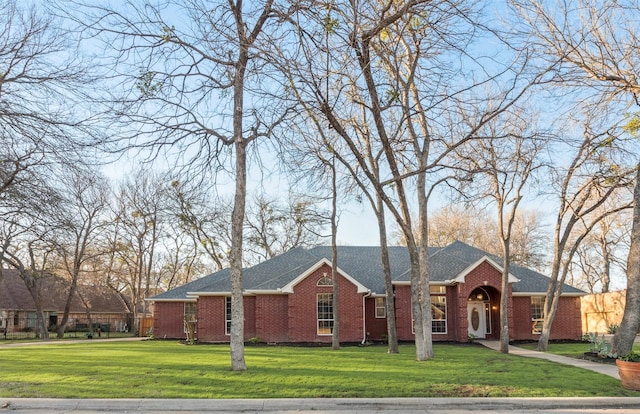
(516, 341, 640, 359)
(1, 341, 638, 398)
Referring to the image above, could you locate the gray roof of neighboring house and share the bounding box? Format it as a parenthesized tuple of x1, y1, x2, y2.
(0, 269, 130, 313)
(149, 240, 584, 301)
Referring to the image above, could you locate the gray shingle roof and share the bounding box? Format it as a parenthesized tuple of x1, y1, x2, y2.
(149, 241, 585, 300)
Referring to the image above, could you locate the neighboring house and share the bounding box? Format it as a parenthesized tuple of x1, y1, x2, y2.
(581, 290, 627, 334)
(149, 241, 585, 344)
(0, 269, 132, 334)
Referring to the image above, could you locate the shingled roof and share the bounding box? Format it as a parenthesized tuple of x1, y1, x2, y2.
(0, 269, 130, 313)
(150, 240, 584, 301)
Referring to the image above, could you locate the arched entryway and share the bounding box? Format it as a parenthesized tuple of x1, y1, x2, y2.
(467, 286, 499, 339)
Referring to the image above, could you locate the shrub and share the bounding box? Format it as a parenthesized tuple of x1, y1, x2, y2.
(619, 351, 640, 362)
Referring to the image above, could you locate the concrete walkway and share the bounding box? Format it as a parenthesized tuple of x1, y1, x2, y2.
(477, 340, 620, 379)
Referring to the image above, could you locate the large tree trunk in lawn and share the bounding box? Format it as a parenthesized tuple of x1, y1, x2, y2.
(499, 242, 510, 353)
(229, 128, 247, 372)
(613, 165, 640, 357)
(376, 195, 398, 353)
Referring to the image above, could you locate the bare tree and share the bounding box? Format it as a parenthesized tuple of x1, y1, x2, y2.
(52, 169, 110, 338)
(510, 0, 640, 354)
(245, 194, 327, 264)
(285, 0, 537, 360)
(0, 179, 65, 339)
(109, 171, 166, 335)
(456, 108, 546, 352)
(0, 0, 98, 293)
(402, 205, 549, 270)
(570, 207, 630, 293)
(66, 0, 291, 370)
(167, 179, 231, 271)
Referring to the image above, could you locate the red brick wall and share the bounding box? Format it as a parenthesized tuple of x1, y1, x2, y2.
(288, 263, 365, 343)
(153, 301, 186, 339)
(364, 297, 387, 341)
(255, 295, 289, 342)
(196, 296, 226, 342)
(512, 296, 582, 341)
(196, 296, 257, 342)
(394, 285, 413, 340)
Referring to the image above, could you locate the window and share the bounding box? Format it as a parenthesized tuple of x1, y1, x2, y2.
(225, 297, 232, 335)
(431, 297, 447, 333)
(317, 293, 334, 335)
(317, 276, 333, 286)
(430, 286, 446, 294)
(375, 297, 386, 318)
(531, 296, 544, 334)
(411, 287, 448, 334)
(184, 302, 197, 334)
(13, 311, 19, 326)
(431, 286, 447, 334)
(27, 312, 36, 329)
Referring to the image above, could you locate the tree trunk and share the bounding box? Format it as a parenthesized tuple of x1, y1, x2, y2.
(499, 242, 510, 353)
(613, 165, 640, 356)
(229, 134, 248, 372)
(330, 158, 340, 351)
(57, 278, 78, 338)
(416, 157, 433, 359)
(376, 194, 398, 353)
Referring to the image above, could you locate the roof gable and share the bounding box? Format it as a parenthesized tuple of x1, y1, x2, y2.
(280, 258, 370, 294)
(450, 256, 520, 284)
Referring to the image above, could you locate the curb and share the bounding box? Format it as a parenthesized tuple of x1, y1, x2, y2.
(3, 397, 640, 412)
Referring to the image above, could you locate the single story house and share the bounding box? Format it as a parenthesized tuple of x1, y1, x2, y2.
(149, 241, 585, 344)
(0, 269, 132, 335)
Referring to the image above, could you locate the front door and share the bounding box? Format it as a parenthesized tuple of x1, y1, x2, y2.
(467, 302, 486, 339)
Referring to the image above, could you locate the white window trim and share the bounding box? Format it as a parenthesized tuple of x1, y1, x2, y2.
(225, 297, 231, 336)
(375, 297, 386, 318)
(317, 293, 333, 336)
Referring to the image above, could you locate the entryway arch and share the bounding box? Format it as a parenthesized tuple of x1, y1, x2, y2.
(467, 286, 499, 339)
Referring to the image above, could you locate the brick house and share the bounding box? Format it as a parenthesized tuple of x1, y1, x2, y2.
(0, 269, 131, 335)
(149, 241, 585, 344)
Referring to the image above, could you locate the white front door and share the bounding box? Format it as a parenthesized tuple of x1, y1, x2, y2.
(467, 302, 486, 339)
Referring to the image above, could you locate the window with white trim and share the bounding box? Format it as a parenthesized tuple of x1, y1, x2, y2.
(410, 286, 448, 334)
(531, 296, 544, 334)
(225, 297, 232, 335)
(375, 297, 386, 318)
(317, 276, 333, 286)
(431, 286, 447, 333)
(317, 293, 334, 335)
(184, 302, 197, 333)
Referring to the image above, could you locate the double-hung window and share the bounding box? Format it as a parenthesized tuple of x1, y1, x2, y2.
(375, 297, 386, 318)
(317, 293, 334, 335)
(225, 297, 232, 335)
(430, 286, 447, 334)
(531, 296, 544, 334)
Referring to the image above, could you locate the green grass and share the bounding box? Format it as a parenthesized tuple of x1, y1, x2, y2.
(1, 341, 638, 398)
(0, 332, 135, 344)
(516, 341, 640, 358)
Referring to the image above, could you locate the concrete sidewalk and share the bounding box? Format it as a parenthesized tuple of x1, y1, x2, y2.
(2, 397, 640, 413)
(477, 340, 620, 379)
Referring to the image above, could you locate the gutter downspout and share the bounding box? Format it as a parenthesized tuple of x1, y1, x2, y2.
(362, 291, 372, 345)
